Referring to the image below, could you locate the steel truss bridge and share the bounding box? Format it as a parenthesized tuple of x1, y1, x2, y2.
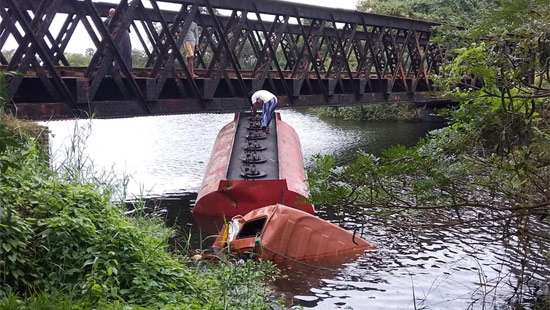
(0, 0, 446, 120)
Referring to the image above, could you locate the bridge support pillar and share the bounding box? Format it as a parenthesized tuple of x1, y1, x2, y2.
(292, 79, 304, 97)
(252, 79, 265, 92)
(327, 80, 338, 97)
(76, 79, 89, 104)
(146, 79, 156, 101)
(202, 79, 220, 100)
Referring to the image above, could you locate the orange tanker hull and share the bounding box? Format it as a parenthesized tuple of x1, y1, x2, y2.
(214, 204, 374, 263)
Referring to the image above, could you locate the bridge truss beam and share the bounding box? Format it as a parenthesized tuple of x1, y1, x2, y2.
(0, 0, 447, 120)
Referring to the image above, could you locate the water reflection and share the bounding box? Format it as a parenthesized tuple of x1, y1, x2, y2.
(44, 113, 234, 195)
(285, 207, 550, 309)
(43, 109, 443, 196)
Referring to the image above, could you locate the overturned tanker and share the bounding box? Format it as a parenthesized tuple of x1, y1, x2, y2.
(193, 112, 315, 218)
(214, 204, 374, 263)
(195, 111, 374, 262)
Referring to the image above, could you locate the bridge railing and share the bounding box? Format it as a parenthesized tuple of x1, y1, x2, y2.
(0, 0, 446, 119)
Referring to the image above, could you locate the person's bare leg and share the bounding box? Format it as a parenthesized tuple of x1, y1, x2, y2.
(187, 56, 198, 78)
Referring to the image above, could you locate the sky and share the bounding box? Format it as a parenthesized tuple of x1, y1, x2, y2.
(282, 0, 358, 9)
(1, 0, 360, 54)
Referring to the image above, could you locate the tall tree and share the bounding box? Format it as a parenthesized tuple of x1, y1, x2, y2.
(357, 0, 499, 48)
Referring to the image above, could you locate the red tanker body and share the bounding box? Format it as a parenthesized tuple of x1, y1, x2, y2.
(193, 112, 314, 218)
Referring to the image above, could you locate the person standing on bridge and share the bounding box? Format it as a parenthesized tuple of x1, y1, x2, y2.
(251, 90, 278, 134)
(107, 8, 132, 73)
(181, 21, 199, 78)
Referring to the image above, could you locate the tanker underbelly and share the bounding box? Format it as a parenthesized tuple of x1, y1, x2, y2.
(194, 112, 314, 217)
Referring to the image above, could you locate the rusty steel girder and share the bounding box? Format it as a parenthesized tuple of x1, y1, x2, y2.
(0, 0, 446, 120)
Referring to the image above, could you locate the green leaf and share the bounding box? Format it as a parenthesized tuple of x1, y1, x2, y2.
(2, 242, 12, 252)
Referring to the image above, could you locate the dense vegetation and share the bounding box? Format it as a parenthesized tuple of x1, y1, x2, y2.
(308, 0, 549, 307)
(315, 102, 425, 121)
(320, 0, 549, 122)
(1, 48, 148, 68)
(359, 0, 498, 46)
(0, 117, 276, 308)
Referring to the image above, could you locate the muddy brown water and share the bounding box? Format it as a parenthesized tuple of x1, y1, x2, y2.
(44, 110, 549, 309)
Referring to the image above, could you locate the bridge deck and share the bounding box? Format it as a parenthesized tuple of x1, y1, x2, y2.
(10, 70, 445, 120)
(3, 66, 423, 80)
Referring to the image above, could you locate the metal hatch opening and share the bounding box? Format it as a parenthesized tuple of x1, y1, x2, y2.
(237, 217, 267, 239)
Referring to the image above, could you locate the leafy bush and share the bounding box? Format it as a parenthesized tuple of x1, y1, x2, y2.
(0, 118, 276, 308)
(315, 103, 422, 121)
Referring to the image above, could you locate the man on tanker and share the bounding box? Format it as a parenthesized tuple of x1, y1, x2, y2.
(250, 90, 278, 134)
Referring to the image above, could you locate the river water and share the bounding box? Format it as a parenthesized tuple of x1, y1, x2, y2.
(43, 110, 548, 309)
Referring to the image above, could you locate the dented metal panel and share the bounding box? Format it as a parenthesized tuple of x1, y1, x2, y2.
(215, 204, 374, 263)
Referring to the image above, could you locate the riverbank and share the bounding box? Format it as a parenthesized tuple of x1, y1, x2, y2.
(313, 103, 430, 121)
(0, 116, 277, 309)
